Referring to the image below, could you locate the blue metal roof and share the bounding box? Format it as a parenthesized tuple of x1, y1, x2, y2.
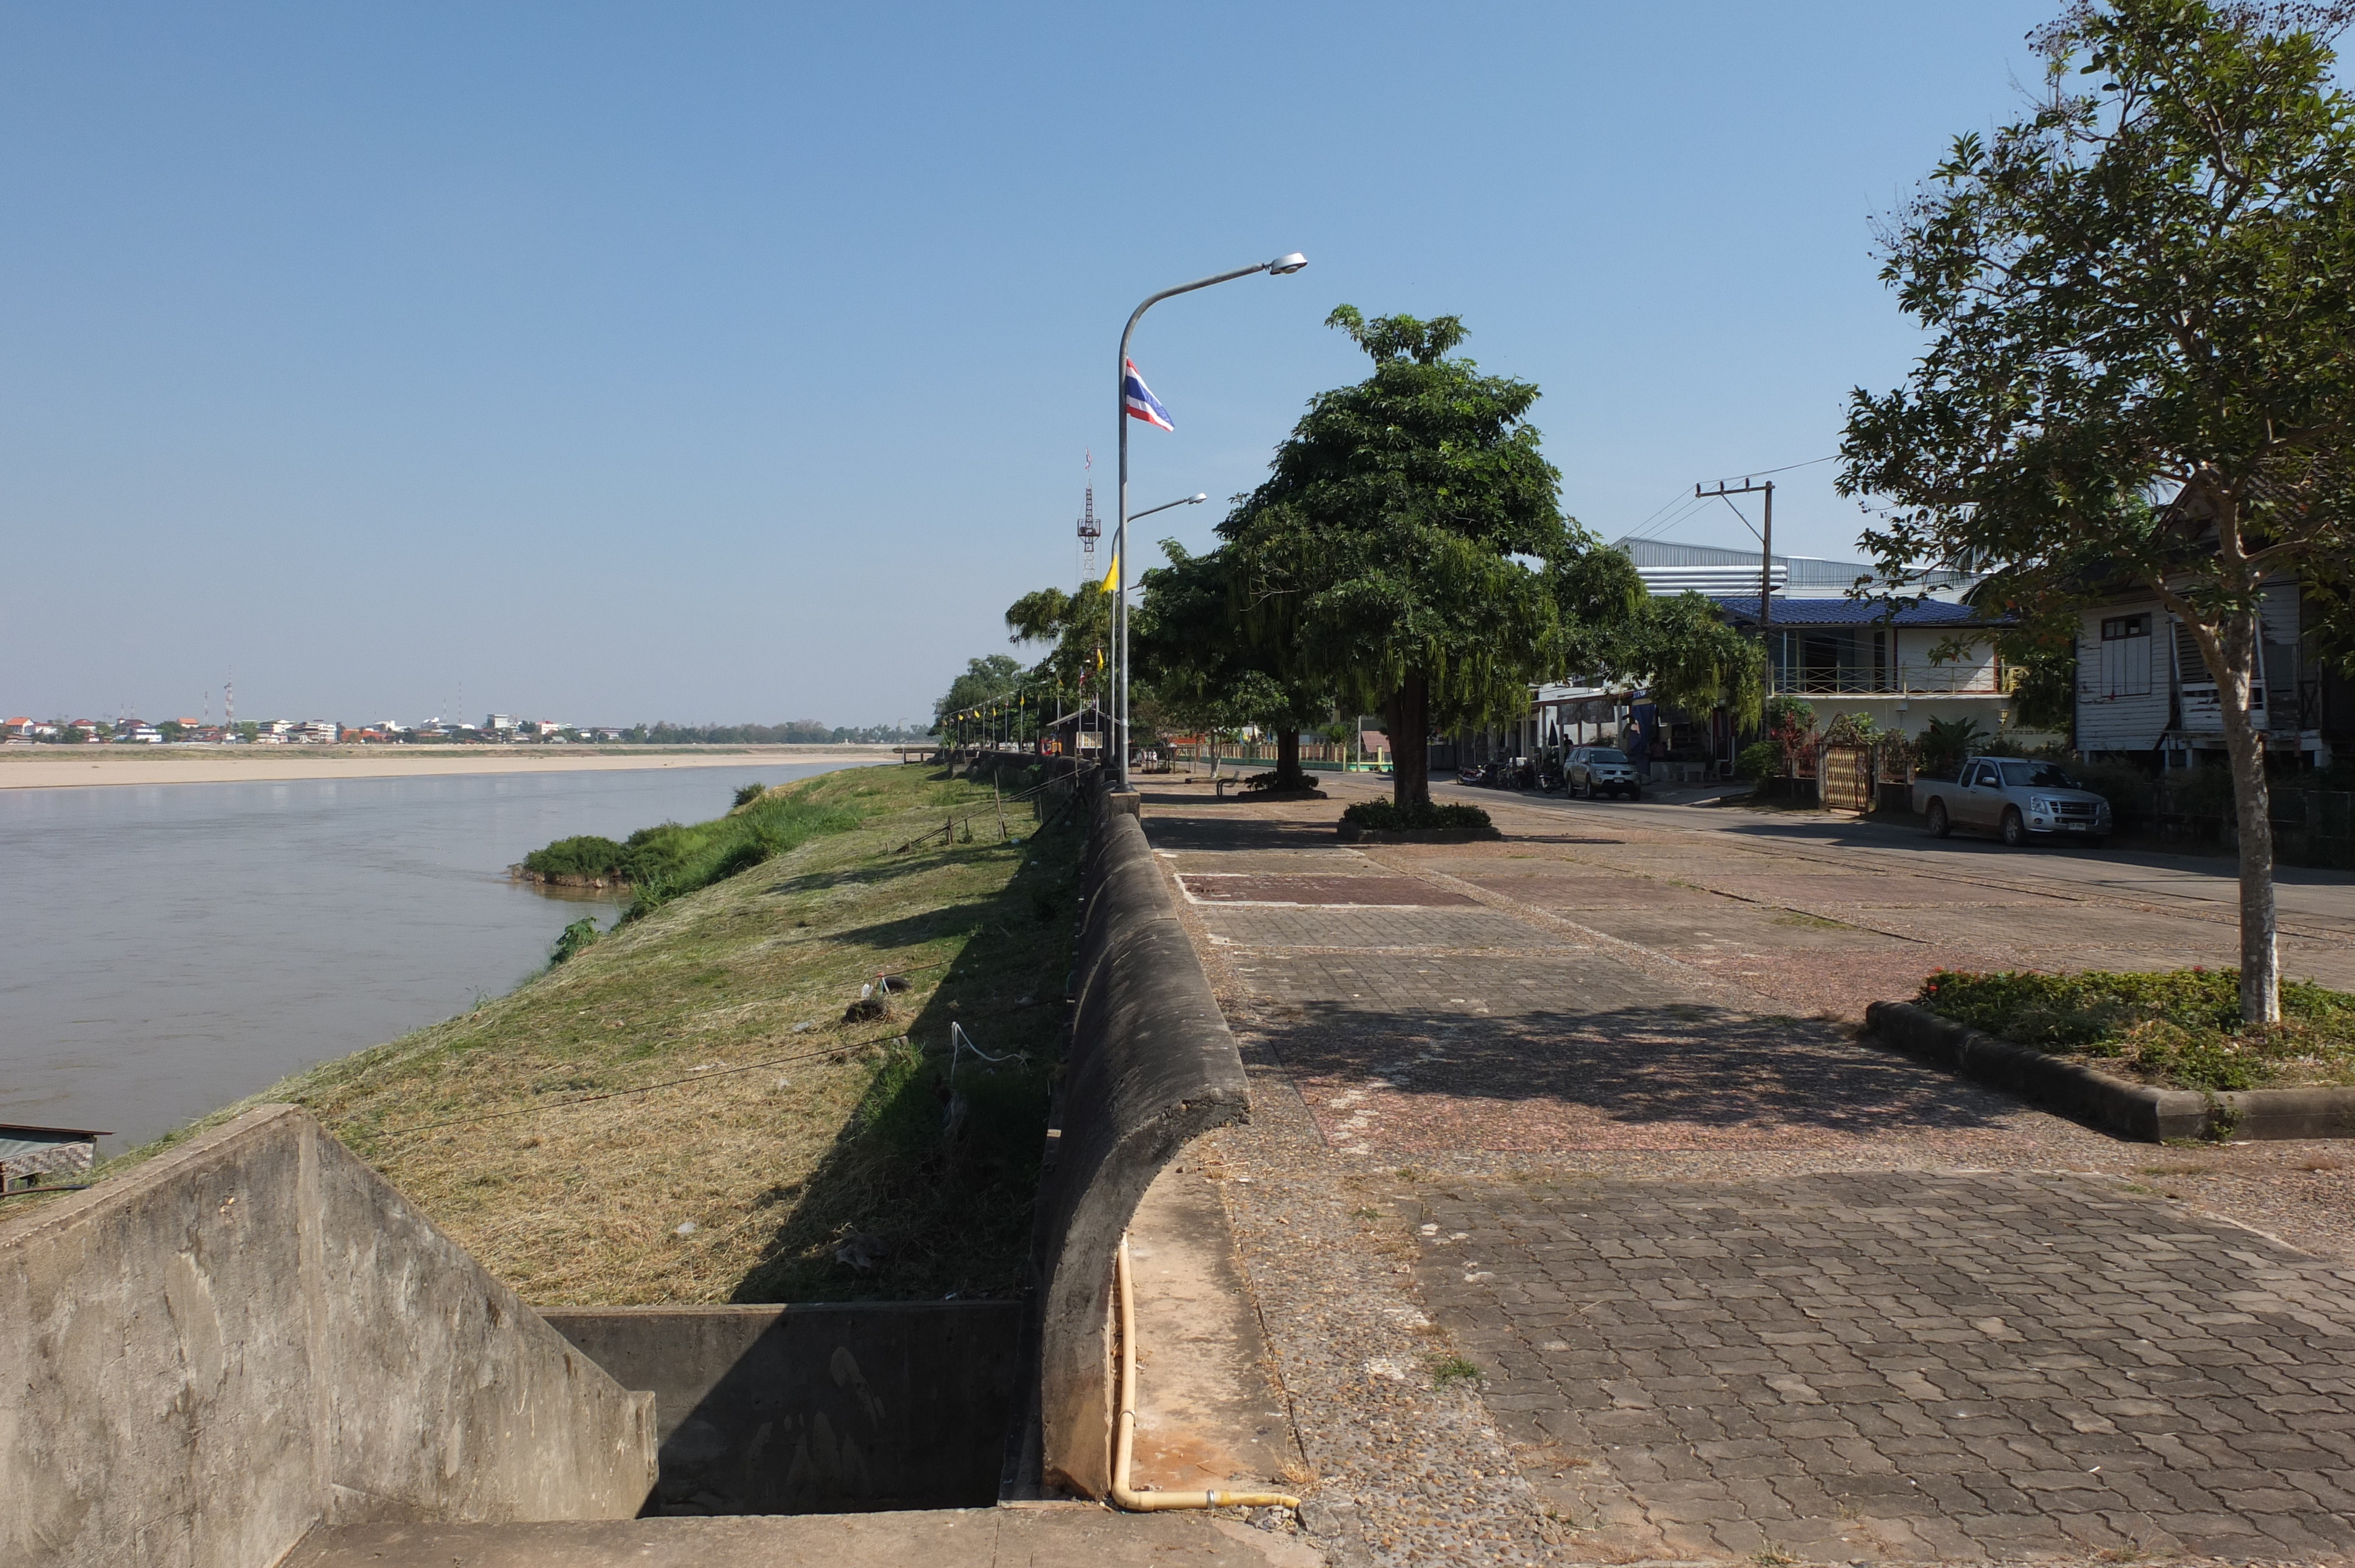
(1709, 596, 2001, 629)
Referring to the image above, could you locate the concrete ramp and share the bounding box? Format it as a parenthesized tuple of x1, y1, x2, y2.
(287, 1509, 1324, 1566)
(1, 1105, 656, 1568)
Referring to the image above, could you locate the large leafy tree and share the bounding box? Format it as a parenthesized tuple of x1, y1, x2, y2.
(931, 653, 1024, 734)
(1221, 307, 1579, 808)
(1640, 592, 1767, 726)
(1003, 583, 1112, 710)
(1838, 0, 2355, 1023)
(1133, 542, 1334, 788)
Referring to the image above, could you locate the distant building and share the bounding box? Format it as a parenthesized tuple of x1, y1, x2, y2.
(485, 713, 519, 734)
(1, 1123, 108, 1192)
(1613, 537, 1981, 604)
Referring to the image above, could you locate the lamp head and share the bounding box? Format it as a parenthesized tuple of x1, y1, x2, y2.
(1267, 253, 1308, 275)
(1189, 492, 1208, 504)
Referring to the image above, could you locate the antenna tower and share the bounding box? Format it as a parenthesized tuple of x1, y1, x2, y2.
(225, 673, 235, 735)
(1077, 450, 1100, 589)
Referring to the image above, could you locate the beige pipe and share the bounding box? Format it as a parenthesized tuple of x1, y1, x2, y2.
(1110, 1234, 1301, 1513)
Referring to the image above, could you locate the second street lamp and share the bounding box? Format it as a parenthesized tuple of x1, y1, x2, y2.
(1113, 253, 1307, 792)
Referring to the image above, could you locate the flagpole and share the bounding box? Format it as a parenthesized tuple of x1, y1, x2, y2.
(1112, 253, 1306, 794)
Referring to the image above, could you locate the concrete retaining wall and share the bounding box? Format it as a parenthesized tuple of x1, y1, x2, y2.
(1031, 786, 1252, 1499)
(540, 1303, 1020, 1515)
(1, 1105, 656, 1568)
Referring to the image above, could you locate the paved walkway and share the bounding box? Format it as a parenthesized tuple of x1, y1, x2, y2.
(1137, 777, 2355, 1565)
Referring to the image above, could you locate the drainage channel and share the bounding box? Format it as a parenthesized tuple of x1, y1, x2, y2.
(538, 1301, 1021, 1516)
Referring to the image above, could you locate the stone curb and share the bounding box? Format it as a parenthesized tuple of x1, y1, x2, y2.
(1863, 998, 2355, 1142)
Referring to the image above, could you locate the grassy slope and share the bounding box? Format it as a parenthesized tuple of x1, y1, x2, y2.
(121, 763, 1079, 1305)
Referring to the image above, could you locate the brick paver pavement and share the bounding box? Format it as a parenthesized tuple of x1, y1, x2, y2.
(1419, 1171, 2355, 1562)
(1136, 778, 2355, 1564)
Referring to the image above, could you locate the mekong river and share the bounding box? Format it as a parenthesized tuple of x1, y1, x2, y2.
(0, 762, 864, 1152)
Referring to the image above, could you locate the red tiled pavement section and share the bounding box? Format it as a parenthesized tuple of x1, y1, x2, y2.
(1178, 873, 1478, 908)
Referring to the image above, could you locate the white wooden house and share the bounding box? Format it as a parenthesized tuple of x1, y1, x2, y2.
(2076, 575, 2341, 767)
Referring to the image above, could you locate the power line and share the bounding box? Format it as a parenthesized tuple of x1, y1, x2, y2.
(1700, 453, 1836, 486)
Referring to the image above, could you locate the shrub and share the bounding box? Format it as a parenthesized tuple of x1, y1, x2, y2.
(522, 835, 630, 880)
(548, 917, 600, 965)
(1915, 967, 2355, 1091)
(522, 782, 864, 920)
(1341, 799, 1494, 833)
(1736, 739, 1781, 780)
(2069, 758, 2153, 815)
(1915, 716, 1985, 780)
(732, 782, 769, 809)
(1821, 712, 1880, 746)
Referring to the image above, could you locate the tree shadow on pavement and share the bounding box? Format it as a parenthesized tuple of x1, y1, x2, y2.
(1253, 1002, 2024, 1150)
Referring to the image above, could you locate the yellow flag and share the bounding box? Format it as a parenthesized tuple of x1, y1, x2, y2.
(1099, 550, 1120, 593)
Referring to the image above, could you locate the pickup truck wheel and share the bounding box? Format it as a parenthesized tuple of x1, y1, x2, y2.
(1926, 799, 1952, 838)
(2001, 806, 2028, 848)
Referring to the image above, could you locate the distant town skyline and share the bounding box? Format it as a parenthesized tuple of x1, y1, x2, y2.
(2, 713, 930, 745)
(4, 4, 2053, 720)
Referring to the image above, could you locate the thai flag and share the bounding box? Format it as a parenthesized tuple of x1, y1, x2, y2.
(1123, 358, 1174, 431)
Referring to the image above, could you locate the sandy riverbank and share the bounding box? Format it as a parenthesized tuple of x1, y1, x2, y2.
(0, 744, 916, 789)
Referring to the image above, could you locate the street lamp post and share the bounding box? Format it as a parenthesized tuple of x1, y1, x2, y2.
(1113, 253, 1307, 792)
(1101, 489, 1206, 771)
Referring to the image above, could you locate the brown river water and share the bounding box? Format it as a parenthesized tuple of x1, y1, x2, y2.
(0, 762, 866, 1152)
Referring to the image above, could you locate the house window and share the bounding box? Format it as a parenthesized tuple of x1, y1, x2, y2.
(2099, 613, 2152, 697)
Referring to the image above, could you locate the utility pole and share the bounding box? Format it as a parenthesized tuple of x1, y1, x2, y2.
(1693, 477, 1776, 692)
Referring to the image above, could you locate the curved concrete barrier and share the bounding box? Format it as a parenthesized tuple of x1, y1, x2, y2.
(1031, 788, 1251, 1499)
(1, 1105, 655, 1568)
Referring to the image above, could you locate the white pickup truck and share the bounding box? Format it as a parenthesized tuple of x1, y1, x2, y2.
(1910, 755, 2114, 848)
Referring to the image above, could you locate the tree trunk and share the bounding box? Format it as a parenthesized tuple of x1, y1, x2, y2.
(2210, 607, 2281, 1024)
(1275, 725, 1305, 790)
(1384, 673, 1432, 810)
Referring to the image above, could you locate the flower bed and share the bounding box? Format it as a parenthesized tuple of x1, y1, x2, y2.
(1915, 968, 2355, 1092)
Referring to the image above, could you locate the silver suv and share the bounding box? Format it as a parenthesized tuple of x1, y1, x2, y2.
(1566, 746, 1643, 800)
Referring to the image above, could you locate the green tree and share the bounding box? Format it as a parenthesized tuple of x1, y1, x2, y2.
(1133, 542, 1334, 789)
(1003, 583, 1112, 714)
(932, 654, 1024, 735)
(1839, 0, 2355, 1023)
(1221, 307, 1579, 809)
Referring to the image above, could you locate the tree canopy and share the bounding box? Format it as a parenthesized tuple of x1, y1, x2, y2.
(1002, 583, 1112, 710)
(1219, 306, 1588, 806)
(1837, 0, 2355, 1021)
(931, 653, 1024, 732)
(1133, 541, 1334, 787)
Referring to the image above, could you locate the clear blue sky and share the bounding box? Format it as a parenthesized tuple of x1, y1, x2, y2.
(1, 2, 2057, 727)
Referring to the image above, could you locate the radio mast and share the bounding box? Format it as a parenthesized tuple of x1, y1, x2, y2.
(1077, 450, 1100, 589)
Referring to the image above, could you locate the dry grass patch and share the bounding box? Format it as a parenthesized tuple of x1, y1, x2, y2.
(112, 763, 1083, 1305)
